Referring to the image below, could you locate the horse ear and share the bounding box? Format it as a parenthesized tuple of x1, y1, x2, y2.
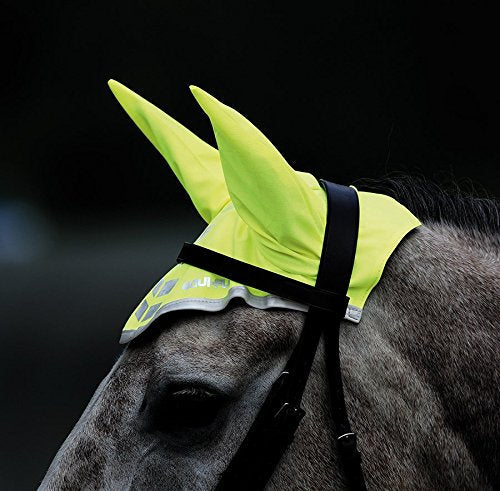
(108, 80, 230, 223)
(189, 86, 325, 245)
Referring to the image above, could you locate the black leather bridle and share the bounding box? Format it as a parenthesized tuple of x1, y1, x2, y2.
(176, 179, 366, 490)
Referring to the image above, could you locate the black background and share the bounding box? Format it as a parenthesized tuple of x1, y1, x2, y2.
(1, 1, 498, 488)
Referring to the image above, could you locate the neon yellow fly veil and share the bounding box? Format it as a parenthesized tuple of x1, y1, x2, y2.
(108, 80, 421, 343)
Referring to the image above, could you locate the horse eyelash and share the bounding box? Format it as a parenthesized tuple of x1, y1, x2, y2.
(169, 386, 218, 400)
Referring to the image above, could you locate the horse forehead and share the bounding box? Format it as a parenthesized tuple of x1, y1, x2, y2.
(152, 306, 304, 366)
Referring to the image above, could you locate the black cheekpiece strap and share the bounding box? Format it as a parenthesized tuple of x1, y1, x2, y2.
(176, 179, 366, 490)
(319, 181, 366, 491)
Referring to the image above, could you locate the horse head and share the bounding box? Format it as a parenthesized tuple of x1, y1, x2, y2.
(40, 82, 499, 489)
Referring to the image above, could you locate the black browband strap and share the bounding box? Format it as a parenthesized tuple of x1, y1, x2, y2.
(176, 180, 366, 490)
(177, 243, 347, 314)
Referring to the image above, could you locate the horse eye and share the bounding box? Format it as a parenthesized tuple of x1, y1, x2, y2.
(146, 385, 225, 433)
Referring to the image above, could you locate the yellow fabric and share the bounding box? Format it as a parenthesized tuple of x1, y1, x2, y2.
(108, 80, 229, 223)
(108, 80, 421, 343)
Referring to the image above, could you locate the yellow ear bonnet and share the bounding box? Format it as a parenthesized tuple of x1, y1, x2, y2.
(108, 80, 420, 343)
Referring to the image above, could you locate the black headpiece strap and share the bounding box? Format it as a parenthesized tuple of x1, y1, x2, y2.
(176, 180, 366, 490)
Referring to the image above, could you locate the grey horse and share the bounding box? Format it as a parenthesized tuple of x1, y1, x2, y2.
(40, 177, 499, 490)
(40, 81, 499, 488)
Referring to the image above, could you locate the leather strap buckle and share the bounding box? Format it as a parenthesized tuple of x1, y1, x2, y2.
(337, 432, 356, 443)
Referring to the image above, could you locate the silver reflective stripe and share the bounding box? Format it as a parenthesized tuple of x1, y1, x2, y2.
(121, 285, 364, 344)
(157, 279, 178, 297)
(346, 305, 362, 323)
(135, 300, 149, 321)
(142, 303, 162, 321)
(151, 279, 165, 296)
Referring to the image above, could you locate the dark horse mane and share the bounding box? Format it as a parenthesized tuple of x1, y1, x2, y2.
(354, 175, 499, 237)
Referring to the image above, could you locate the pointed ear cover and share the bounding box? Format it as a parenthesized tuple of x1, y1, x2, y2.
(189, 86, 326, 251)
(108, 80, 230, 223)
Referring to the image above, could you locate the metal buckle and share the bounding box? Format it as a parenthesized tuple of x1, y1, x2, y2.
(274, 402, 303, 419)
(274, 402, 291, 419)
(273, 401, 306, 433)
(337, 432, 356, 442)
(271, 370, 306, 423)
